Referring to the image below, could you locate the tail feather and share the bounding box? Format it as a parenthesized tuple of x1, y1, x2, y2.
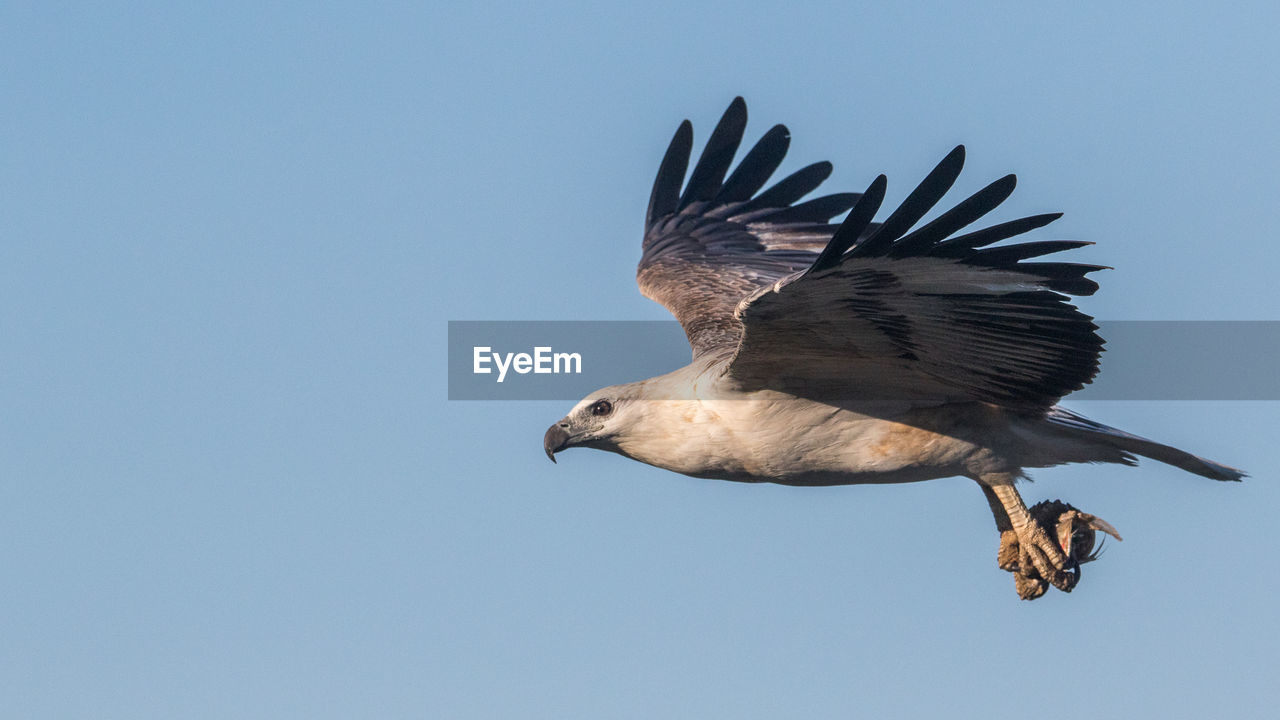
(1047, 407, 1246, 482)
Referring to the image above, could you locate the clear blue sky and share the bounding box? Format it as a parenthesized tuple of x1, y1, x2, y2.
(4, 2, 1278, 718)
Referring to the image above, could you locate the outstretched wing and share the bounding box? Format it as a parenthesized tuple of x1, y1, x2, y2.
(638, 97, 866, 360)
(638, 97, 1105, 409)
(727, 146, 1105, 409)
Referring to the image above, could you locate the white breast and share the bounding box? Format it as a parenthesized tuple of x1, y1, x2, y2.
(614, 383, 987, 486)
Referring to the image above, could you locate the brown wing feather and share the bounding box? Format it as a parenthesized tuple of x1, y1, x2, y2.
(639, 99, 860, 358)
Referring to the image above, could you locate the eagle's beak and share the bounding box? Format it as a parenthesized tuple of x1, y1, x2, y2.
(543, 422, 572, 463)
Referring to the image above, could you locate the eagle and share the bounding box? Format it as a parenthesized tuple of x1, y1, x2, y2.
(542, 97, 1245, 599)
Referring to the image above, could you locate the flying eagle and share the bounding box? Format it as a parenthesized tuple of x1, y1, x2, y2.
(542, 97, 1245, 599)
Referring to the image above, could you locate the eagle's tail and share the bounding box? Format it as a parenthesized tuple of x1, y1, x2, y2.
(1046, 407, 1246, 482)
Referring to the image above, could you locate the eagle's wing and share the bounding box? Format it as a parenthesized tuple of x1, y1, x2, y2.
(639, 97, 867, 360)
(641, 98, 1104, 409)
(727, 147, 1105, 409)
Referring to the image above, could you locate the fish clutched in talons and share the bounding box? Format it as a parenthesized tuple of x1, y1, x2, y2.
(998, 499, 1123, 600)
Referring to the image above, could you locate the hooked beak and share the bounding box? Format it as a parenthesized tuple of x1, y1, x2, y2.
(543, 422, 572, 463)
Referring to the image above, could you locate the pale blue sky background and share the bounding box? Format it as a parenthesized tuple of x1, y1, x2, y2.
(4, 2, 1279, 718)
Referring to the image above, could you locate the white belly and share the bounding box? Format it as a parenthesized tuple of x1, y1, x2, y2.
(614, 391, 1006, 486)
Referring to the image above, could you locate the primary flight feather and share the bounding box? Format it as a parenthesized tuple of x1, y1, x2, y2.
(544, 97, 1244, 599)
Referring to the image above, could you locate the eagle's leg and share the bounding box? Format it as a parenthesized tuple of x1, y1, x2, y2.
(978, 476, 1076, 600)
(977, 483, 1020, 571)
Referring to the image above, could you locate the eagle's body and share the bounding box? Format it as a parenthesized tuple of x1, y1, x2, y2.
(544, 98, 1244, 599)
(589, 366, 1121, 487)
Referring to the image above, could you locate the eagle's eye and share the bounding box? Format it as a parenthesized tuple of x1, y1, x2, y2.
(590, 399, 613, 417)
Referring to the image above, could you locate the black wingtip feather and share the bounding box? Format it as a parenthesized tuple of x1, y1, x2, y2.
(888, 173, 1017, 256)
(849, 145, 967, 259)
(738, 161, 834, 214)
(938, 212, 1064, 252)
(970, 240, 1093, 265)
(646, 120, 693, 228)
(1018, 263, 1107, 296)
(809, 174, 887, 273)
(679, 97, 748, 210)
(763, 193, 861, 224)
(717, 124, 791, 203)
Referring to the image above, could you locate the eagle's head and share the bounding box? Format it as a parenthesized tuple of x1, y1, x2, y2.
(543, 383, 646, 462)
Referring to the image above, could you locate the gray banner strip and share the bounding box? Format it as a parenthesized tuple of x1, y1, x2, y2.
(448, 321, 1280, 401)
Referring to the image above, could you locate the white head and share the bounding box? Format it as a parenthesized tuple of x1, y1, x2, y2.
(542, 382, 650, 462)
